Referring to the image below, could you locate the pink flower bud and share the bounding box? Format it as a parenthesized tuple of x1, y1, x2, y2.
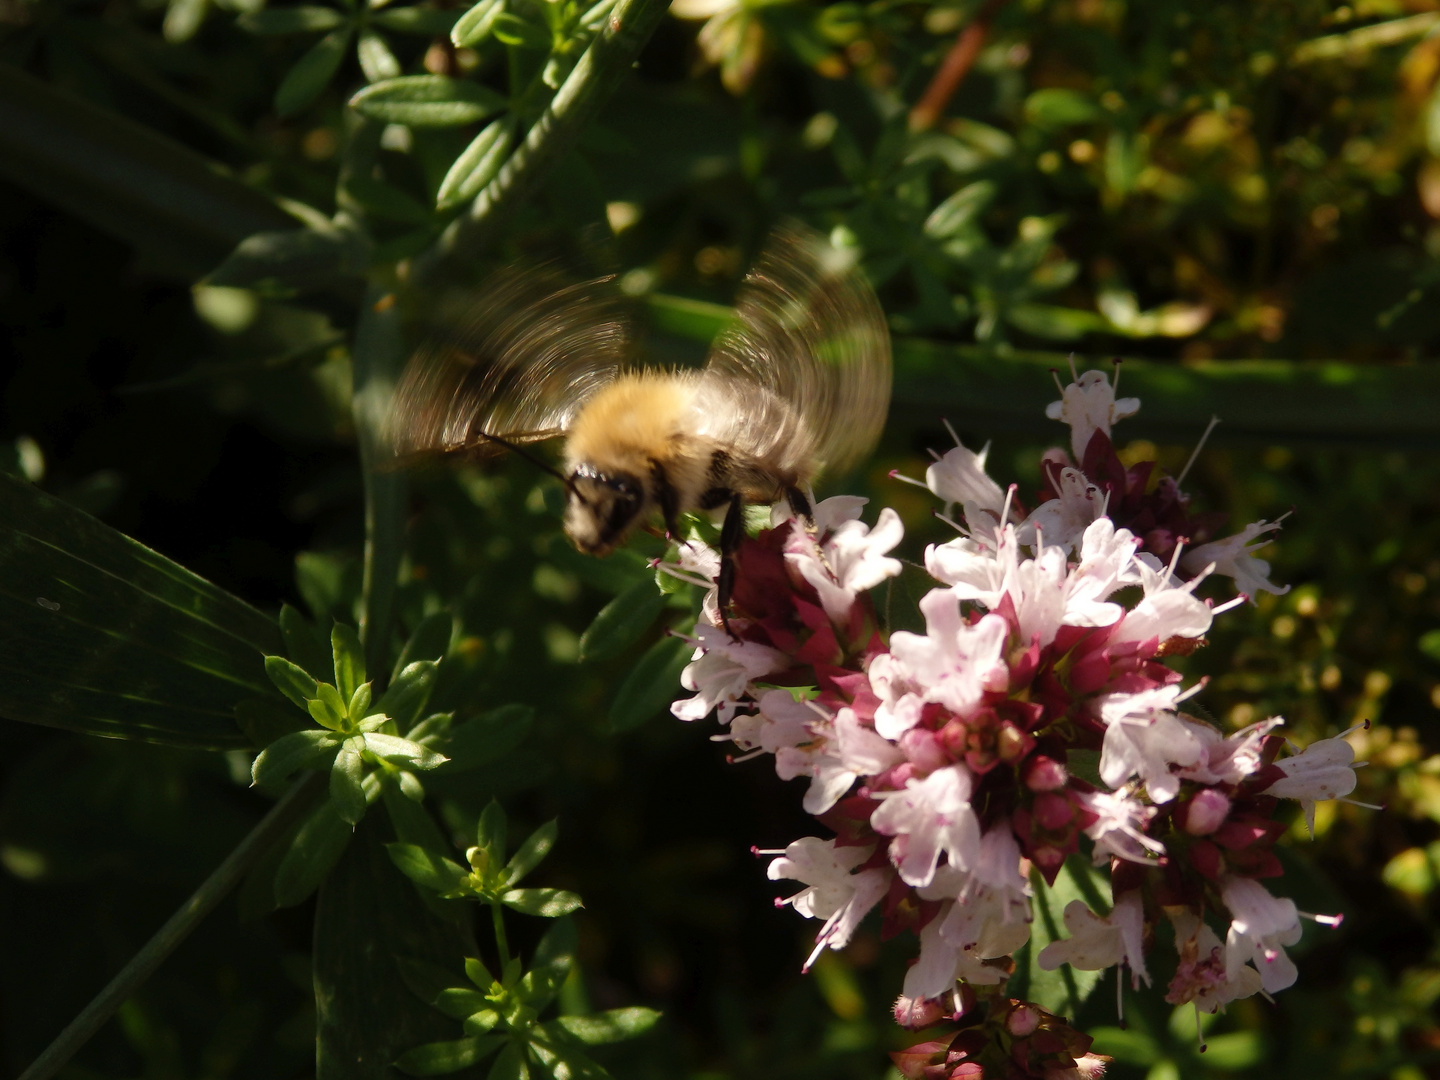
(1007, 1003, 1042, 1036)
(1034, 791, 1075, 830)
(892, 994, 946, 1030)
(1184, 789, 1231, 836)
(1024, 755, 1069, 792)
(900, 728, 949, 774)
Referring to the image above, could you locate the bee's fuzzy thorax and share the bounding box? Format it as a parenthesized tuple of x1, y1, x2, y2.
(563, 372, 704, 479)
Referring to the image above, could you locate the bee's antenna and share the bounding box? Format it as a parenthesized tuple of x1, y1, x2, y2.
(476, 433, 580, 499)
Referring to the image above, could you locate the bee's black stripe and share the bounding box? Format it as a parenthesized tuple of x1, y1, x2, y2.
(707, 448, 732, 486)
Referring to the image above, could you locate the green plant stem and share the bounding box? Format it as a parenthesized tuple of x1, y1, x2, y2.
(18, 774, 324, 1080)
(413, 0, 670, 282)
(491, 901, 512, 970)
(351, 280, 409, 680)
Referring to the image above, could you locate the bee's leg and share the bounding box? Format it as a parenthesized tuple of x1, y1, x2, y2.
(650, 460, 682, 542)
(785, 486, 815, 532)
(717, 494, 745, 639)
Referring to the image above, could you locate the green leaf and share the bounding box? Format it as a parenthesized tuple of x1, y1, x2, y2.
(501, 888, 583, 917)
(486, 1043, 529, 1080)
(1024, 88, 1101, 129)
(207, 226, 369, 294)
(395, 612, 455, 678)
(578, 577, 667, 662)
(373, 660, 439, 732)
(281, 603, 334, 680)
(526, 1028, 608, 1080)
(350, 76, 507, 126)
(315, 817, 481, 1079)
(436, 118, 515, 210)
(395, 1035, 504, 1075)
(605, 634, 691, 733)
(387, 842, 470, 895)
(370, 6, 462, 34)
(266, 655, 320, 708)
(332, 622, 367, 703)
(357, 30, 403, 82)
(252, 727, 342, 787)
(331, 740, 368, 824)
(433, 987, 492, 1020)
(1005, 303, 1110, 342)
(441, 703, 533, 772)
(382, 775, 451, 850)
(398, 957, 469, 1006)
(239, 5, 345, 33)
(923, 180, 997, 240)
(1009, 857, 1109, 1016)
(490, 10, 549, 49)
(276, 27, 354, 118)
(463, 1009, 501, 1035)
(365, 732, 449, 769)
(348, 681, 374, 722)
(274, 799, 356, 907)
(504, 820, 557, 886)
(477, 801, 506, 864)
(310, 682, 349, 729)
(451, 0, 505, 47)
(0, 470, 277, 749)
(465, 956, 494, 989)
(553, 1008, 660, 1045)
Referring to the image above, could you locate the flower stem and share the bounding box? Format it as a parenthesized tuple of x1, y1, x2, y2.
(491, 900, 512, 971)
(351, 279, 408, 681)
(18, 774, 324, 1080)
(413, 0, 670, 283)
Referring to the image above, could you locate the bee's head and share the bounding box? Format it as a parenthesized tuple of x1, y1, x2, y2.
(563, 464, 646, 556)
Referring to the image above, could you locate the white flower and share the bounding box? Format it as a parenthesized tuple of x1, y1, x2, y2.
(773, 705, 905, 816)
(1036, 893, 1150, 988)
(1261, 725, 1363, 836)
(1045, 366, 1140, 462)
(730, 688, 814, 756)
(1095, 685, 1205, 802)
(1019, 466, 1104, 555)
(1220, 877, 1301, 994)
(670, 623, 787, 724)
(870, 591, 1009, 739)
(904, 904, 1014, 999)
(1166, 910, 1264, 1011)
(932, 825, 1032, 951)
(1180, 518, 1290, 600)
(1177, 716, 1283, 787)
(870, 764, 982, 888)
(1110, 549, 1213, 646)
(925, 439, 1006, 533)
(768, 837, 890, 968)
(1078, 787, 1165, 864)
(787, 507, 904, 625)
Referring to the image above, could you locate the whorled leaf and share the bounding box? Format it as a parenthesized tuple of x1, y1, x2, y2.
(350, 75, 507, 127)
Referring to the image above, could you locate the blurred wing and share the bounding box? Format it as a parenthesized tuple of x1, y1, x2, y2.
(389, 266, 635, 463)
(701, 222, 892, 476)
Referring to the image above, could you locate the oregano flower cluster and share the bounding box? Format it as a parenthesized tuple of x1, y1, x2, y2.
(664, 364, 1363, 1078)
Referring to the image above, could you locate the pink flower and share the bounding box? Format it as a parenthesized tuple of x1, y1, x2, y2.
(1045, 365, 1140, 462)
(1220, 877, 1301, 994)
(1165, 909, 1263, 1011)
(671, 623, 787, 724)
(1180, 517, 1291, 600)
(1037, 893, 1150, 988)
(1261, 725, 1363, 835)
(1078, 788, 1165, 864)
(786, 506, 904, 625)
(1095, 685, 1205, 802)
(768, 837, 890, 968)
(870, 592, 1009, 740)
(870, 764, 982, 888)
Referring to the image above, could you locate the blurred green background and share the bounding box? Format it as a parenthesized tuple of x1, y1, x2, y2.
(2, 0, 1440, 1076)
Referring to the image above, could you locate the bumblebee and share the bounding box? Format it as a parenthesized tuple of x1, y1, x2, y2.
(389, 223, 892, 621)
